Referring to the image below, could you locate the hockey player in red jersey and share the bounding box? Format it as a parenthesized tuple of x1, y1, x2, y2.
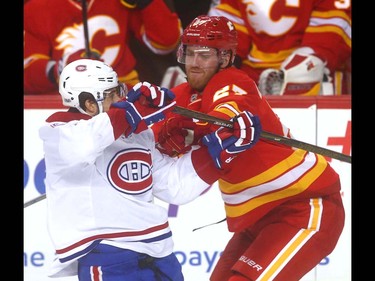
(154, 15, 345, 281)
(24, 0, 182, 95)
(39, 58, 261, 280)
(208, 0, 352, 96)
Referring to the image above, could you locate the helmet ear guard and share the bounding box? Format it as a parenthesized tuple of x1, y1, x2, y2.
(59, 59, 123, 113)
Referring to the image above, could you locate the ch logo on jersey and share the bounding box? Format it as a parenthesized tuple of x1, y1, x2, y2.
(107, 148, 153, 195)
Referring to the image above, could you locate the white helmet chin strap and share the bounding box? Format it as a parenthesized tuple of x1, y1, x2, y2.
(97, 101, 104, 114)
(76, 106, 89, 115)
(76, 100, 104, 115)
(76, 93, 104, 115)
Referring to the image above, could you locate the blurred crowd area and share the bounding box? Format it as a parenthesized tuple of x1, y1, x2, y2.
(128, 0, 214, 88)
(24, 0, 351, 96)
(131, 0, 351, 96)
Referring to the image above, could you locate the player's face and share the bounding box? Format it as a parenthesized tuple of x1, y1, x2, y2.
(184, 46, 220, 92)
(102, 83, 127, 112)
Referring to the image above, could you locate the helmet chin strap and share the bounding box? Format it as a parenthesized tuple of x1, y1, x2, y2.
(77, 106, 89, 115)
(97, 101, 104, 114)
(76, 100, 104, 115)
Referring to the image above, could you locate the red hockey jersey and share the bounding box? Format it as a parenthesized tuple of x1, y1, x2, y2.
(24, 0, 182, 95)
(208, 0, 352, 94)
(155, 67, 342, 232)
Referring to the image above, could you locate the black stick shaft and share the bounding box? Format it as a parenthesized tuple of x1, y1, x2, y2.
(24, 194, 46, 208)
(172, 106, 351, 164)
(81, 0, 91, 57)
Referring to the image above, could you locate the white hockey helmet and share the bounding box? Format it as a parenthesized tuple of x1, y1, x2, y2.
(59, 59, 121, 113)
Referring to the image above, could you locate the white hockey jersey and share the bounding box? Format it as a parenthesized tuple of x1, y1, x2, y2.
(39, 109, 219, 277)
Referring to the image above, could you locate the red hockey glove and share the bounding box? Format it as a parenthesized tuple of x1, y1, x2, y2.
(112, 82, 176, 137)
(120, 0, 152, 9)
(47, 49, 102, 84)
(202, 111, 261, 169)
(157, 116, 212, 157)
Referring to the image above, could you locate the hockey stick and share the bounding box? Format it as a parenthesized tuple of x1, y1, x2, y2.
(172, 106, 352, 164)
(24, 193, 46, 208)
(81, 0, 92, 57)
(192, 218, 226, 232)
(24, 106, 349, 209)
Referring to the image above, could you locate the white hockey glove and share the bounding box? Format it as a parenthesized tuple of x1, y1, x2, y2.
(258, 49, 332, 96)
(160, 66, 187, 89)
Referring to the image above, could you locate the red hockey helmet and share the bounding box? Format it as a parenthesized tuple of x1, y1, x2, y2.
(177, 15, 238, 65)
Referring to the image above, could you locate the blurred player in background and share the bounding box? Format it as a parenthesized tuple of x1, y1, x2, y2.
(131, 0, 215, 87)
(24, 0, 182, 95)
(154, 15, 345, 281)
(208, 0, 351, 96)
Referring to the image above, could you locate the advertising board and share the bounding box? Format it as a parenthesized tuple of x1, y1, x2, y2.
(24, 95, 351, 281)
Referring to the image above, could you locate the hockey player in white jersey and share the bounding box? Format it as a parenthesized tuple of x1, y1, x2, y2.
(39, 59, 261, 280)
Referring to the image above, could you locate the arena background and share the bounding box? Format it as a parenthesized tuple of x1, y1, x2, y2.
(24, 95, 351, 281)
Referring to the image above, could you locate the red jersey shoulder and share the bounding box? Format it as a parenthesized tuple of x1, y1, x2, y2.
(205, 68, 260, 97)
(46, 111, 91, 123)
(200, 67, 262, 112)
(208, 67, 257, 89)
